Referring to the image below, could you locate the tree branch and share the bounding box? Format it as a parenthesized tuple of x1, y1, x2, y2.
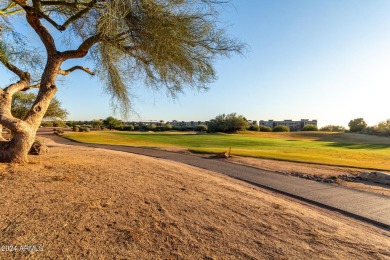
(11, 1, 58, 53)
(0, 1, 23, 16)
(61, 33, 101, 59)
(41, 1, 90, 8)
(0, 55, 29, 80)
(21, 83, 40, 92)
(10, 0, 28, 8)
(24, 6, 58, 55)
(4, 80, 31, 96)
(62, 0, 98, 29)
(59, 66, 95, 75)
(35, 8, 66, 31)
(22, 0, 99, 32)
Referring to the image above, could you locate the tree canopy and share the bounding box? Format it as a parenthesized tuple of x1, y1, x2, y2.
(208, 113, 248, 133)
(348, 118, 367, 133)
(103, 116, 123, 130)
(1, 0, 243, 115)
(0, 0, 243, 163)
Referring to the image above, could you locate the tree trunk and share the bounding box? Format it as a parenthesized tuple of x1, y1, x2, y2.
(0, 124, 6, 141)
(0, 9, 66, 163)
(0, 58, 61, 163)
(0, 128, 35, 163)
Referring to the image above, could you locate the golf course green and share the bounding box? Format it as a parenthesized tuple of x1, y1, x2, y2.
(64, 131, 390, 171)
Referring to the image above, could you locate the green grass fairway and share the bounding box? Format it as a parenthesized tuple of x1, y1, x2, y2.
(64, 131, 390, 171)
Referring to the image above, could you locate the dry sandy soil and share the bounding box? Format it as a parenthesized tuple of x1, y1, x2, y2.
(0, 138, 389, 259)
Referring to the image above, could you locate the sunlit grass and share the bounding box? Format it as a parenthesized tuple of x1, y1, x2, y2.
(64, 131, 390, 171)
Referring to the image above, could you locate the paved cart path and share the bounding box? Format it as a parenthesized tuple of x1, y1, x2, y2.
(38, 130, 390, 229)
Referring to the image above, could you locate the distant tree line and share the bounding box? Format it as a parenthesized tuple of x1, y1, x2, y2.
(348, 118, 390, 137)
(66, 117, 208, 132)
(62, 114, 390, 137)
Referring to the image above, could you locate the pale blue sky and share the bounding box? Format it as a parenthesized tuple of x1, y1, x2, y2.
(2, 0, 390, 127)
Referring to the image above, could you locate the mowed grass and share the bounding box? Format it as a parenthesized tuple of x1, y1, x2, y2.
(64, 131, 390, 171)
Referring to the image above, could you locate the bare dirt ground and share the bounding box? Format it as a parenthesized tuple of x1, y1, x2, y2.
(0, 138, 389, 259)
(229, 157, 390, 196)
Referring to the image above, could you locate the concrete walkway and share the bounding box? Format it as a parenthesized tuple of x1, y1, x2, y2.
(39, 131, 390, 229)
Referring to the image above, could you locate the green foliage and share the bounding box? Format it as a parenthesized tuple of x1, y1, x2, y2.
(376, 119, 390, 136)
(103, 116, 123, 130)
(53, 120, 66, 127)
(66, 121, 76, 127)
(41, 121, 53, 127)
(348, 118, 367, 133)
(259, 126, 272, 132)
(91, 119, 104, 130)
(208, 113, 249, 133)
(301, 124, 318, 131)
(248, 125, 260, 131)
(11, 92, 68, 120)
(319, 125, 346, 132)
(1, 0, 242, 132)
(145, 124, 157, 131)
(196, 124, 208, 132)
(122, 125, 135, 131)
(90, 0, 244, 116)
(273, 125, 290, 132)
(364, 119, 390, 137)
(80, 126, 91, 132)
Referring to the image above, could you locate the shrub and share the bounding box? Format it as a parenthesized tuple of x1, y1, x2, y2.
(72, 126, 79, 132)
(259, 125, 272, 132)
(54, 129, 64, 136)
(248, 125, 260, 131)
(319, 125, 346, 132)
(154, 126, 165, 131)
(145, 124, 156, 131)
(301, 124, 318, 131)
(41, 121, 53, 127)
(122, 125, 135, 131)
(66, 121, 76, 127)
(79, 126, 90, 132)
(196, 124, 208, 131)
(273, 125, 290, 132)
(53, 120, 66, 127)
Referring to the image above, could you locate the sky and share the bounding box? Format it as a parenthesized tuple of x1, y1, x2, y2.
(1, 0, 390, 127)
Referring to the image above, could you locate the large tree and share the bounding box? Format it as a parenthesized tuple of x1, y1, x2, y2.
(208, 113, 248, 133)
(0, 0, 242, 163)
(348, 118, 367, 133)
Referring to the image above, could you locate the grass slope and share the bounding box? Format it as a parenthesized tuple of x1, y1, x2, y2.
(64, 131, 390, 171)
